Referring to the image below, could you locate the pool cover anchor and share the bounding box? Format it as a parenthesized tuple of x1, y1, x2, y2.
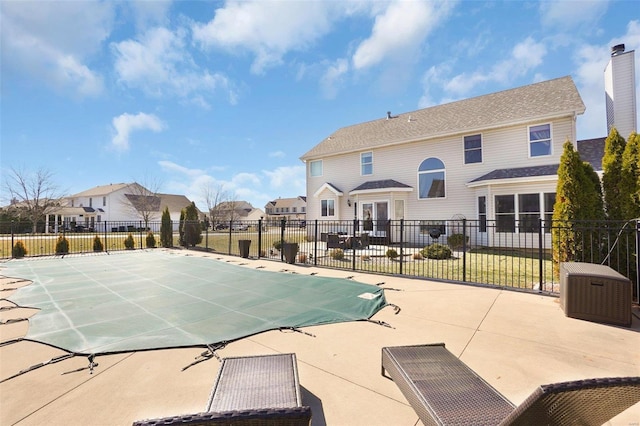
(0, 353, 75, 384)
(182, 343, 227, 371)
(279, 327, 316, 338)
(61, 354, 98, 376)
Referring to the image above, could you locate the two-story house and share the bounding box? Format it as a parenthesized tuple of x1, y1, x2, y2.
(264, 196, 307, 224)
(300, 76, 589, 247)
(51, 183, 197, 232)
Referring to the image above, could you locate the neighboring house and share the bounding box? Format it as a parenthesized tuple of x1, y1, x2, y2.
(49, 183, 198, 232)
(301, 75, 595, 248)
(212, 201, 264, 225)
(264, 196, 307, 223)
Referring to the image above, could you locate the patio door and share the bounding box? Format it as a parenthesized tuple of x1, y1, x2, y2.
(361, 202, 388, 236)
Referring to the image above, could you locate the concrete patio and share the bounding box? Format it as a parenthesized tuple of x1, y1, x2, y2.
(1, 250, 639, 425)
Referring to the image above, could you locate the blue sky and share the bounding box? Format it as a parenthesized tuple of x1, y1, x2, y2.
(1, 1, 639, 211)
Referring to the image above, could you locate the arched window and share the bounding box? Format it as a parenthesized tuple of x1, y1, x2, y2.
(418, 158, 445, 199)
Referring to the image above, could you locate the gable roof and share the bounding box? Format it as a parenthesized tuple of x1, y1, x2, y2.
(71, 183, 132, 197)
(301, 76, 585, 160)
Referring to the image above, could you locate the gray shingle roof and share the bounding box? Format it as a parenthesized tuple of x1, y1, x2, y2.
(577, 137, 606, 171)
(470, 137, 606, 183)
(351, 179, 413, 191)
(301, 76, 585, 160)
(470, 165, 560, 183)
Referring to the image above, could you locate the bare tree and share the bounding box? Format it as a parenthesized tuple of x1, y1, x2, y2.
(201, 182, 229, 228)
(121, 174, 164, 228)
(3, 167, 65, 232)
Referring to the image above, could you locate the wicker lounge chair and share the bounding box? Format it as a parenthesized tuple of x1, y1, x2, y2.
(133, 353, 311, 426)
(382, 343, 640, 426)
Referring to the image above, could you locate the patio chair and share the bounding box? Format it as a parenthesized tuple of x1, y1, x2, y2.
(326, 233, 346, 250)
(133, 353, 311, 426)
(382, 343, 640, 426)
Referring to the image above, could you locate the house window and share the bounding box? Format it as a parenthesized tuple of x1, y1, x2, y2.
(321, 199, 335, 217)
(310, 160, 323, 177)
(292, 207, 297, 213)
(464, 134, 482, 164)
(361, 152, 373, 175)
(495, 195, 515, 232)
(89, 198, 93, 207)
(518, 193, 540, 232)
(418, 158, 445, 199)
(302, 207, 306, 212)
(478, 196, 487, 232)
(544, 193, 556, 233)
(529, 124, 551, 157)
(103, 197, 106, 207)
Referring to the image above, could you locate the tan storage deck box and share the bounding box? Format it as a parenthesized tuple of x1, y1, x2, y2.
(560, 262, 632, 326)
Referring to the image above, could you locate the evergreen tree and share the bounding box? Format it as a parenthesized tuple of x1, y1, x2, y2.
(621, 131, 640, 219)
(552, 140, 605, 271)
(183, 202, 203, 247)
(178, 209, 186, 247)
(601, 127, 626, 219)
(160, 207, 173, 248)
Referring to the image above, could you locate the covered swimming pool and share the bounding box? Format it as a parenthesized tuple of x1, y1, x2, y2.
(1, 251, 388, 356)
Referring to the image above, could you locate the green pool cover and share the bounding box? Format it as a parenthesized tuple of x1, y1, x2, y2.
(2, 251, 387, 355)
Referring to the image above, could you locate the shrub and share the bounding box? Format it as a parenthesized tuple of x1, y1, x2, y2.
(124, 233, 135, 250)
(298, 252, 308, 263)
(146, 232, 156, 248)
(273, 240, 285, 251)
(386, 248, 398, 259)
(421, 243, 452, 259)
(12, 241, 27, 258)
(412, 252, 424, 260)
(360, 254, 371, 261)
(55, 236, 69, 254)
(447, 233, 469, 250)
(330, 248, 345, 260)
(93, 235, 104, 252)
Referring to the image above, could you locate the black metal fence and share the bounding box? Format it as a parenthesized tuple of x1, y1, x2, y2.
(2, 218, 638, 301)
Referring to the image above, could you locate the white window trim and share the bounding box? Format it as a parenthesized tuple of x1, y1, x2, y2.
(528, 123, 553, 158)
(320, 199, 336, 217)
(463, 133, 483, 165)
(361, 151, 373, 176)
(309, 160, 323, 177)
(417, 157, 446, 200)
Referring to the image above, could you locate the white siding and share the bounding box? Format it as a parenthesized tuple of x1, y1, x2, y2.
(306, 116, 575, 225)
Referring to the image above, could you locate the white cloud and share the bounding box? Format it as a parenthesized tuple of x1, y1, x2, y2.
(192, 1, 336, 74)
(320, 58, 349, 99)
(442, 37, 547, 96)
(157, 160, 304, 211)
(539, 1, 609, 29)
(112, 26, 236, 105)
(111, 113, 166, 151)
(352, 0, 456, 70)
(0, 0, 112, 97)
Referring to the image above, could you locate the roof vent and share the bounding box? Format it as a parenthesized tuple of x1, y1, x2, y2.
(611, 44, 625, 56)
(386, 111, 398, 120)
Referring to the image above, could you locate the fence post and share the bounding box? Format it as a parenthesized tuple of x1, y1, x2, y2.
(314, 220, 318, 266)
(139, 221, 143, 249)
(104, 221, 108, 253)
(10, 220, 14, 259)
(258, 218, 263, 259)
(636, 220, 640, 303)
(352, 218, 358, 271)
(280, 218, 286, 262)
(399, 219, 404, 276)
(227, 220, 232, 255)
(462, 219, 467, 282)
(538, 218, 544, 293)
